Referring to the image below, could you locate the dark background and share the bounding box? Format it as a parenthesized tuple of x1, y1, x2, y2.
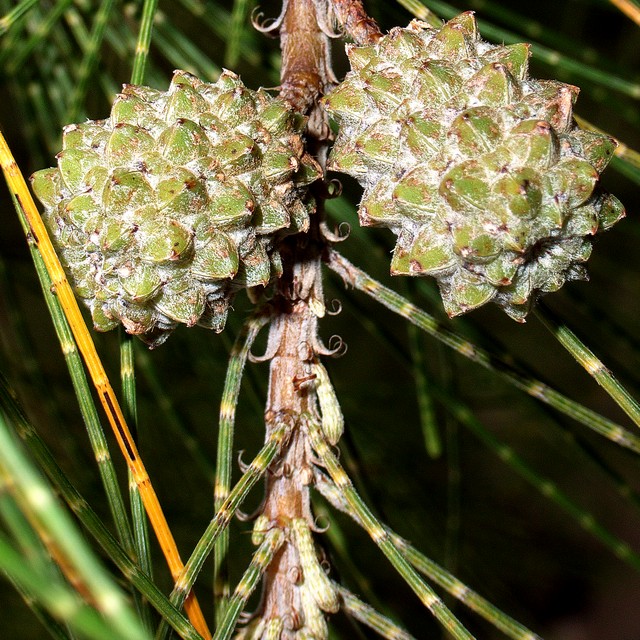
(0, 1, 639, 638)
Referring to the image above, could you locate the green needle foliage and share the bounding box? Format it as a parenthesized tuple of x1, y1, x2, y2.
(0, 1, 639, 639)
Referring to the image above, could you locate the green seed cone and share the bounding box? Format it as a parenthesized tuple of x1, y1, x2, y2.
(323, 13, 625, 320)
(31, 70, 320, 346)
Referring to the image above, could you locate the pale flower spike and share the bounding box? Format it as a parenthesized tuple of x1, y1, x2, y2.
(312, 360, 345, 445)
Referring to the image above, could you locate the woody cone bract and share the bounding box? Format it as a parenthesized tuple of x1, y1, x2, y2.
(31, 70, 320, 346)
(324, 13, 625, 320)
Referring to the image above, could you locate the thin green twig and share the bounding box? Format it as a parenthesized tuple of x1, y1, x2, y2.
(224, 0, 250, 68)
(327, 250, 640, 454)
(314, 471, 542, 640)
(156, 425, 288, 640)
(339, 586, 417, 640)
(121, 3, 157, 629)
(8, 192, 136, 557)
(535, 305, 640, 430)
(312, 499, 390, 617)
(214, 313, 270, 622)
(308, 421, 476, 640)
(0, 373, 204, 640)
(121, 335, 153, 633)
(212, 528, 285, 640)
(0, 412, 149, 640)
(130, 0, 159, 85)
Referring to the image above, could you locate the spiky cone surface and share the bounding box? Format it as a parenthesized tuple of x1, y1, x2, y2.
(31, 70, 320, 346)
(323, 13, 625, 320)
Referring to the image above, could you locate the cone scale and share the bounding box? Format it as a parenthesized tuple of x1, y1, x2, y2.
(323, 13, 625, 320)
(31, 70, 321, 346)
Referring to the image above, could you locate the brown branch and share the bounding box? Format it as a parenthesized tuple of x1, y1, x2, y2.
(238, 1, 345, 635)
(280, 0, 330, 110)
(279, 0, 337, 135)
(329, 0, 383, 45)
(249, 240, 329, 635)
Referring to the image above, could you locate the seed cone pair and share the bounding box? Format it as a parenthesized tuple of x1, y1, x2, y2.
(31, 70, 320, 346)
(31, 12, 625, 339)
(324, 13, 624, 320)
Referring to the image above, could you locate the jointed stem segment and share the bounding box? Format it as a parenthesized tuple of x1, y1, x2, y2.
(121, 335, 154, 631)
(213, 529, 285, 640)
(214, 314, 270, 622)
(328, 250, 640, 453)
(0, 129, 211, 639)
(166, 425, 289, 617)
(307, 420, 476, 640)
(535, 305, 640, 429)
(0, 374, 203, 640)
(338, 587, 417, 640)
(314, 470, 542, 640)
(10, 208, 137, 563)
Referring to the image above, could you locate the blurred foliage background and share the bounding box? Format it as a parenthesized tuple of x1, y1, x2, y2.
(0, 0, 639, 638)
